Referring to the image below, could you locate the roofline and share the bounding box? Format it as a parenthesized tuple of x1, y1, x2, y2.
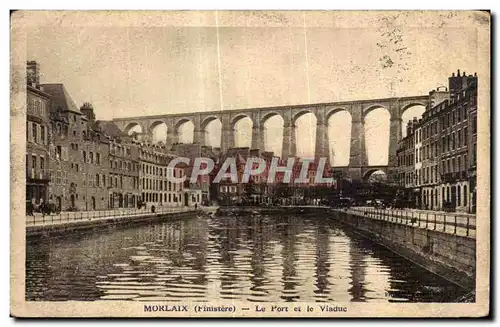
(27, 84, 51, 99)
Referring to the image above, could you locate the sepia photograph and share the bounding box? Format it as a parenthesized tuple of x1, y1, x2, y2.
(9, 9, 490, 318)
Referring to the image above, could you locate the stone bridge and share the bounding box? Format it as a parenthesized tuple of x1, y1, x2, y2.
(112, 95, 430, 180)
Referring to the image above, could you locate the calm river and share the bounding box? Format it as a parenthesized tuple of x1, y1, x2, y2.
(26, 213, 468, 302)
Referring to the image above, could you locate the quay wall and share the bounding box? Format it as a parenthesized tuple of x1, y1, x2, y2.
(332, 209, 476, 291)
(26, 210, 199, 238)
(217, 206, 475, 290)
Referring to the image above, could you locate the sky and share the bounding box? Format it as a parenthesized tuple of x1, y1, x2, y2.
(27, 11, 480, 164)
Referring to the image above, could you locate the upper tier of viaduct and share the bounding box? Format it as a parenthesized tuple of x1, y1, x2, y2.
(112, 95, 438, 180)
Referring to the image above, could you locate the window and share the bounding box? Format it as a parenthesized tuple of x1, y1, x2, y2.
(40, 156, 44, 170)
(464, 127, 468, 146)
(32, 123, 37, 143)
(89, 152, 94, 164)
(96, 153, 100, 165)
(96, 174, 100, 187)
(83, 151, 87, 163)
(55, 146, 61, 160)
(463, 185, 468, 206)
(31, 155, 36, 170)
(472, 115, 477, 134)
(56, 171, 61, 185)
(40, 125, 45, 145)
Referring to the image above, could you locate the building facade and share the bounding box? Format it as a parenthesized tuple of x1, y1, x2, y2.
(107, 136, 140, 209)
(395, 70, 477, 213)
(444, 71, 477, 213)
(139, 144, 185, 208)
(44, 85, 111, 211)
(171, 143, 217, 205)
(26, 61, 51, 207)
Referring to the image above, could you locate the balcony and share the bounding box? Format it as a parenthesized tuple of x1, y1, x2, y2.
(26, 168, 50, 182)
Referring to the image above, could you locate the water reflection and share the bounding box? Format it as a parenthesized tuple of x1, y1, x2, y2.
(26, 213, 467, 302)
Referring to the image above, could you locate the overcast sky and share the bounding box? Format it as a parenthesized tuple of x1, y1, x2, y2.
(27, 11, 480, 162)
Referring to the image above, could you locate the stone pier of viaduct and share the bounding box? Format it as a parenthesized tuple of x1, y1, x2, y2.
(112, 95, 430, 181)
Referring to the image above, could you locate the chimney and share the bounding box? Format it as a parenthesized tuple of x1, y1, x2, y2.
(27, 61, 40, 85)
(449, 69, 469, 98)
(406, 120, 413, 137)
(80, 102, 96, 122)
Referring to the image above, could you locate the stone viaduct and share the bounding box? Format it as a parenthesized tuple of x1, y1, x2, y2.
(111, 95, 430, 181)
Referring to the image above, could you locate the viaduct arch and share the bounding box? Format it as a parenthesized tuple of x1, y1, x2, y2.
(112, 95, 429, 180)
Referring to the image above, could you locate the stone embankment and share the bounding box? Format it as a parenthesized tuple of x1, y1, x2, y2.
(26, 207, 199, 237)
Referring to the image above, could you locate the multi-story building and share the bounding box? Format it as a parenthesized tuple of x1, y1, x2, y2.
(43, 83, 110, 211)
(396, 121, 416, 206)
(419, 86, 450, 210)
(291, 157, 335, 204)
(212, 147, 335, 206)
(413, 120, 423, 207)
(434, 71, 476, 213)
(443, 70, 477, 213)
(139, 143, 185, 208)
(467, 77, 478, 214)
(213, 147, 251, 206)
(171, 143, 217, 205)
(244, 149, 275, 204)
(99, 120, 141, 209)
(396, 120, 415, 190)
(25, 61, 51, 207)
(395, 70, 477, 213)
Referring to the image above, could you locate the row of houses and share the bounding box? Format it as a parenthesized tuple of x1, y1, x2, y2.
(25, 61, 186, 211)
(210, 147, 335, 206)
(396, 70, 478, 213)
(25, 61, 335, 211)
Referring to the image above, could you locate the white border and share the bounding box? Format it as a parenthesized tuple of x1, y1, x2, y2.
(2, 1, 497, 326)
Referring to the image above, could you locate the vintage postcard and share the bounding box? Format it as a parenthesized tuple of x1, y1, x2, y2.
(10, 10, 490, 318)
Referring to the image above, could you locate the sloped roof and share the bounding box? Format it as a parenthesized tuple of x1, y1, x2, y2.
(41, 83, 81, 114)
(97, 120, 127, 139)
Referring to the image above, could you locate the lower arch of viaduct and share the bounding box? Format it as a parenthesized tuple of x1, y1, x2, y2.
(113, 96, 429, 180)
